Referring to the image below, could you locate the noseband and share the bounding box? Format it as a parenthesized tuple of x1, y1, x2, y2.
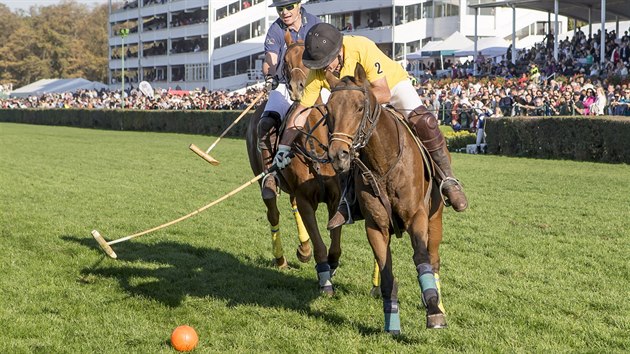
(328, 84, 381, 158)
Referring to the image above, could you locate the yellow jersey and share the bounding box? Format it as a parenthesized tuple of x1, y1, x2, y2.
(300, 35, 409, 107)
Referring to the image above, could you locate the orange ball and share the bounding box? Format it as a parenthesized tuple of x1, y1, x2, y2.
(170, 325, 198, 352)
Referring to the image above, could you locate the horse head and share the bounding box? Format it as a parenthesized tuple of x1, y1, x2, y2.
(283, 30, 308, 101)
(325, 62, 377, 173)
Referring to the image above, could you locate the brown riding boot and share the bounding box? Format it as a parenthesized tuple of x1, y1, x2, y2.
(327, 199, 351, 230)
(260, 148, 277, 200)
(431, 147, 468, 212)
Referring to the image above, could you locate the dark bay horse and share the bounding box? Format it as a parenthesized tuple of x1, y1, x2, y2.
(324, 63, 447, 333)
(245, 32, 343, 294)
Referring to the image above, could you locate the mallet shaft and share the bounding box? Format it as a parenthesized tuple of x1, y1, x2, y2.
(92, 171, 268, 253)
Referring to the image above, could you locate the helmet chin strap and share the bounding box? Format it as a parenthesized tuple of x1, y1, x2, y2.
(332, 53, 343, 78)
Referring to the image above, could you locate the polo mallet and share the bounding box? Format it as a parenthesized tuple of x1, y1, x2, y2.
(189, 90, 266, 165)
(91, 165, 281, 259)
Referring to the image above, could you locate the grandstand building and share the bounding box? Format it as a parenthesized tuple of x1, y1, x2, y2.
(108, 0, 564, 91)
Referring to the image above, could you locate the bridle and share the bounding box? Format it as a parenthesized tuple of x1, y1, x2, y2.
(283, 42, 307, 85)
(327, 83, 381, 159)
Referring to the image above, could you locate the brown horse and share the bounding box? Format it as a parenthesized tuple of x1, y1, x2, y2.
(245, 32, 343, 294)
(325, 63, 447, 333)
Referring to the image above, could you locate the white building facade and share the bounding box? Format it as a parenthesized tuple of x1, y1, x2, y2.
(108, 0, 566, 91)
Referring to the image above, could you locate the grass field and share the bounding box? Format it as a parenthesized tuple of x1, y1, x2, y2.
(1, 122, 629, 353)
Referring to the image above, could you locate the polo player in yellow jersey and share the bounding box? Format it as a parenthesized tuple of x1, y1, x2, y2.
(273, 23, 468, 229)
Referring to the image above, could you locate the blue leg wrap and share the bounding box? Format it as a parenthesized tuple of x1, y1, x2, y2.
(316, 263, 333, 291)
(383, 300, 401, 334)
(417, 263, 438, 307)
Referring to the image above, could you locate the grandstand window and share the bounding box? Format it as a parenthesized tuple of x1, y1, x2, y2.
(216, 6, 228, 20)
(237, 57, 250, 75)
(221, 31, 236, 47)
(221, 61, 235, 77)
(436, 4, 444, 18)
(423, 1, 434, 19)
(229, 1, 239, 14)
(329, 14, 345, 31)
(467, 0, 495, 16)
(172, 65, 185, 81)
(405, 4, 421, 22)
(237, 24, 250, 42)
(443, 4, 459, 17)
(251, 19, 264, 37)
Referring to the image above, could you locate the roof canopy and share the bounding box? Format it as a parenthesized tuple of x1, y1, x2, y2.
(469, 0, 630, 23)
(10, 78, 108, 98)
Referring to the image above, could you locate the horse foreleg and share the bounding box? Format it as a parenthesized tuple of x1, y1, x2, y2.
(263, 197, 287, 269)
(290, 196, 312, 263)
(366, 220, 399, 334)
(428, 206, 446, 314)
(409, 209, 446, 329)
(296, 197, 333, 295)
(327, 226, 342, 277)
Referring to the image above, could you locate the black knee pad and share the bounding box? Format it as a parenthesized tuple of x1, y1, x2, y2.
(257, 111, 281, 150)
(407, 106, 445, 152)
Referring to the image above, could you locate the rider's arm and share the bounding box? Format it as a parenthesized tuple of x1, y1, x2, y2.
(263, 51, 278, 77)
(279, 104, 312, 146)
(370, 76, 391, 104)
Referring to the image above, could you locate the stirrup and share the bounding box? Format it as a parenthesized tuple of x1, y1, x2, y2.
(438, 177, 463, 207)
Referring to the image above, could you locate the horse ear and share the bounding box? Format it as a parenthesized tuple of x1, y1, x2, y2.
(354, 63, 367, 85)
(284, 30, 293, 46)
(325, 70, 340, 88)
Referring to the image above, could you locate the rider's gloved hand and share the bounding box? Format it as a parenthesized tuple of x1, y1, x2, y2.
(272, 144, 292, 170)
(265, 75, 278, 91)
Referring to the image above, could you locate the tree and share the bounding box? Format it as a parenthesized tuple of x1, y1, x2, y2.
(0, 1, 109, 87)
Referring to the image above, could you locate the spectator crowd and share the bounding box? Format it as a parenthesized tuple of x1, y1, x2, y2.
(1, 28, 629, 133)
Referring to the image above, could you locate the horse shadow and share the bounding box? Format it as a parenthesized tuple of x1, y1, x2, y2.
(63, 235, 409, 339)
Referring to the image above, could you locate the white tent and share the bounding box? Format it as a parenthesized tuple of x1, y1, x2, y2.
(10, 78, 109, 98)
(455, 36, 511, 57)
(407, 40, 442, 59)
(427, 31, 473, 55)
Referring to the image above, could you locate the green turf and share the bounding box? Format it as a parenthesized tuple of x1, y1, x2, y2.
(1, 122, 629, 353)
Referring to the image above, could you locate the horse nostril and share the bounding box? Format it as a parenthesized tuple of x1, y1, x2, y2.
(339, 150, 349, 160)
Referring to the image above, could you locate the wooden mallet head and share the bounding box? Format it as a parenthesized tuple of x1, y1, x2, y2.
(91, 230, 117, 259)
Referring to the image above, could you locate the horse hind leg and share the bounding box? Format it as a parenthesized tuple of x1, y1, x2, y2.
(369, 259, 381, 298)
(290, 197, 312, 263)
(264, 198, 288, 269)
(417, 263, 447, 329)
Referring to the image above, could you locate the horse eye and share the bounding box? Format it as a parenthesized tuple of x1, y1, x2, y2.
(357, 106, 364, 113)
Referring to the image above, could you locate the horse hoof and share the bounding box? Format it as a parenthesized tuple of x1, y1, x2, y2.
(426, 313, 447, 329)
(296, 244, 312, 263)
(320, 285, 335, 297)
(274, 256, 288, 270)
(369, 286, 381, 299)
(386, 329, 401, 335)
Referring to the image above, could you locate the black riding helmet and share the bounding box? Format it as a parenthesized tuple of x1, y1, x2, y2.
(302, 23, 343, 69)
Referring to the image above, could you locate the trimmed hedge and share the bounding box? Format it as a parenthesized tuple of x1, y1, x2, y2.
(0, 109, 254, 137)
(4, 110, 628, 163)
(485, 116, 630, 164)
